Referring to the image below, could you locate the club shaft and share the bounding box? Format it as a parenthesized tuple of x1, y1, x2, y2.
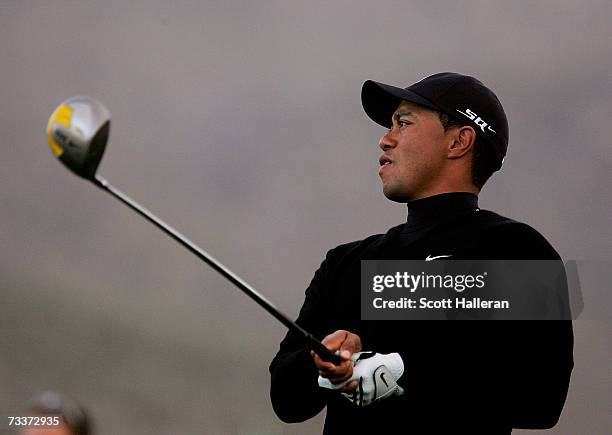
(93, 175, 340, 365)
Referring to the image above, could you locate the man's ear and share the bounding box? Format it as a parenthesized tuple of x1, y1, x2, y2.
(448, 126, 476, 159)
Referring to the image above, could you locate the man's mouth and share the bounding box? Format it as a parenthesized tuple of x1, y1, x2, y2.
(379, 156, 393, 167)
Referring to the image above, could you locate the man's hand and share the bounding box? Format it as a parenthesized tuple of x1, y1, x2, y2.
(310, 330, 362, 391)
(319, 352, 405, 407)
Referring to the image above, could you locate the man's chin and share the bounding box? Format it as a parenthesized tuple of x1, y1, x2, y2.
(382, 187, 411, 203)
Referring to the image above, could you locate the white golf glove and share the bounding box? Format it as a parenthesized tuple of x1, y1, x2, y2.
(318, 351, 404, 407)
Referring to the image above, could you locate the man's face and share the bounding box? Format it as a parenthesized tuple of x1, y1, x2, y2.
(378, 101, 451, 202)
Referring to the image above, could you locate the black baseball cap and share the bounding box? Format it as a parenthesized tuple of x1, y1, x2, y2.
(361, 72, 509, 171)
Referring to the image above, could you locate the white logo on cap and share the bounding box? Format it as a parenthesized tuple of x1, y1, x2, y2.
(456, 108, 496, 133)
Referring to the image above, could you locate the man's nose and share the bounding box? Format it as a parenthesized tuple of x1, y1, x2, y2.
(378, 129, 397, 151)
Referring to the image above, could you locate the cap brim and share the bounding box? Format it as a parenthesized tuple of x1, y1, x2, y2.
(361, 80, 441, 128)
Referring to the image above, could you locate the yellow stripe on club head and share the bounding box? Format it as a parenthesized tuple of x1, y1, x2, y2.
(47, 104, 73, 157)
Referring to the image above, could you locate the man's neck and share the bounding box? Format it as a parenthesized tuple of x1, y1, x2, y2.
(405, 192, 479, 228)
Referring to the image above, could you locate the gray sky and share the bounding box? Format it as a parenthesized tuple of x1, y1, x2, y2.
(1, 1, 610, 434)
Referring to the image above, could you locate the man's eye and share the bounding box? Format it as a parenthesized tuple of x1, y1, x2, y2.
(388, 120, 411, 132)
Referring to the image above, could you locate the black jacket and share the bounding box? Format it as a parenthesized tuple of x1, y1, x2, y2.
(270, 194, 574, 434)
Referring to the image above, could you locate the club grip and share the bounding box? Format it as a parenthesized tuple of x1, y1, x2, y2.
(307, 334, 342, 365)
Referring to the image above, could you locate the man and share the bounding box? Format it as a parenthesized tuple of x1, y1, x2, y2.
(20, 390, 92, 435)
(269, 73, 574, 433)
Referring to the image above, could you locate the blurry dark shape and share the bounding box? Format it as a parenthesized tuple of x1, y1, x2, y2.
(565, 260, 584, 319)
(24, 390, 92, 435)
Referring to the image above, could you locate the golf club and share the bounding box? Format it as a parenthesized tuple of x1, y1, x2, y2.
(46, 95, 341, 365)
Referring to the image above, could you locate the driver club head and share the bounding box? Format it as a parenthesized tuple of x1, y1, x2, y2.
(47, 96, 111, 180)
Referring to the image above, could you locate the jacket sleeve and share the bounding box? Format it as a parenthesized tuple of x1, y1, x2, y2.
(505, 319, 574, 428)
(268, 251, 333, 423)
(494, 224, 574, 428)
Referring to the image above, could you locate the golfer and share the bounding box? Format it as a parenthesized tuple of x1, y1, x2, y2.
(269, 72, 574, 434)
